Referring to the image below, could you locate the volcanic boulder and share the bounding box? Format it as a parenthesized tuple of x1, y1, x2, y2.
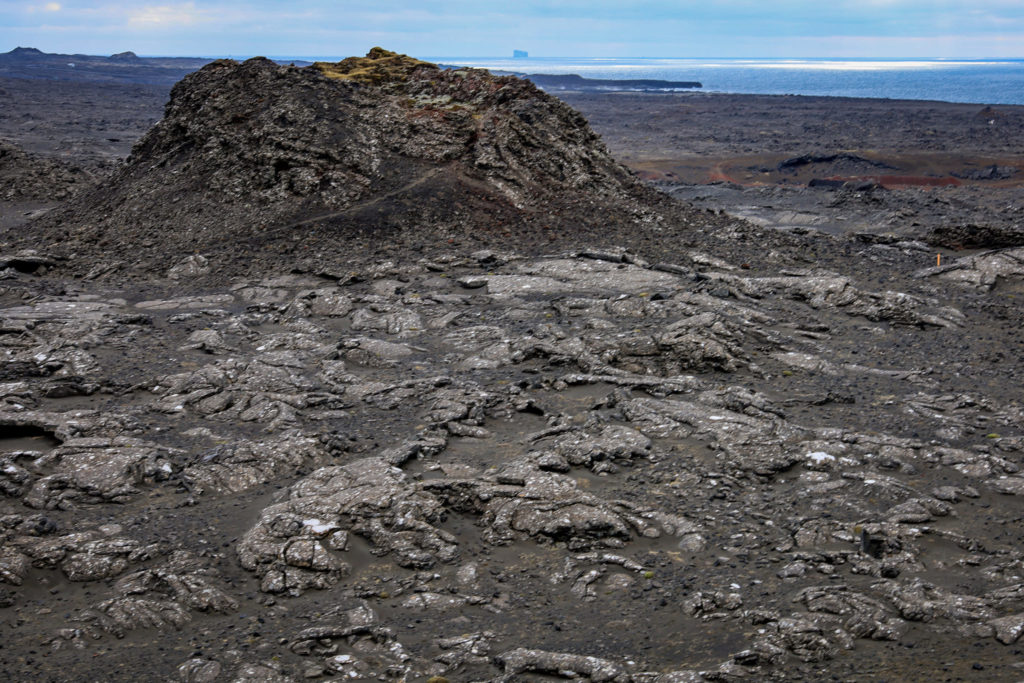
(28, 48, 674, 279)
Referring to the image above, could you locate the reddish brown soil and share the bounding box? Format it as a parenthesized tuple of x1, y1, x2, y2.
(630, 152, 1024, 188)
(563, 92, 1024, 189)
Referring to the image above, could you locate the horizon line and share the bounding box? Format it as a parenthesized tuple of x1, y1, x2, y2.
(132, 55, 1024, 62)
(7, 47, 1024, 62)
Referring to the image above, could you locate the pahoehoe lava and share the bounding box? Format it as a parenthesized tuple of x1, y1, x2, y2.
(1, 48, 1024, 682)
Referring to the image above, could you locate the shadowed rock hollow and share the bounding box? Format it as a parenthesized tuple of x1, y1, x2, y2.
(27, 48, 693, 279)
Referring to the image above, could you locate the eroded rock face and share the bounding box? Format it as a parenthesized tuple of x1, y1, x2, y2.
(150, 354, 318, 429)
(21, 436, 183, 509)
(238, 458, 454, 594)
(181, 432, 328, 495)
(1, 518, 151, 586)
(54, 551, 237, 646)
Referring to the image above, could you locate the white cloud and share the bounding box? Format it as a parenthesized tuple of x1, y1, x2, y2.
(7, 0, 1024, 58)
(128, 2, 208, 26)
(25, 1, 62, 11)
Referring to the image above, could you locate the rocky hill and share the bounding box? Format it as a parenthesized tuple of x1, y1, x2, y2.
(25, 48, 702, 280)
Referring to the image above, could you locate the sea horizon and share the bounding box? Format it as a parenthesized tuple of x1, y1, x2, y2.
(136, 54, 1024, 64)
(137, 54, 1024, 106)
(436, 57, 1024, 106)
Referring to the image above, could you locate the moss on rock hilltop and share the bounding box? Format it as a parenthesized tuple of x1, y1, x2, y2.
(313, 47, 435, 85)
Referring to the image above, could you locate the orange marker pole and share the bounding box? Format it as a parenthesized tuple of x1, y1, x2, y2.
(937, 253, 941, 267)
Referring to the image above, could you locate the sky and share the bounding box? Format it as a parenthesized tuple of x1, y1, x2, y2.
(2, 1, 1024, 59)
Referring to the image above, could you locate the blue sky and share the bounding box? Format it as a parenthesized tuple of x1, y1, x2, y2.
(2, 1, 1023, 59)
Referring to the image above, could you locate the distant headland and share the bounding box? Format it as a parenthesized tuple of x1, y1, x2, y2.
(504, 72, 702, 92)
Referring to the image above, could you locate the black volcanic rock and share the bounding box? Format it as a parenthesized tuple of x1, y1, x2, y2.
(927, 222, 1024, 249)
(27, 49, 695, 279)
(778, 152, 895, 174)
(6, 46, 45, 59)
(108, 51, 141, 62)
(952, 164, 1018, 181)
(0, 140, 94, 201)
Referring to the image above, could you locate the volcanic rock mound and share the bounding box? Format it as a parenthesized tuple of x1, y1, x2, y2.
(27, 49, 679, 280)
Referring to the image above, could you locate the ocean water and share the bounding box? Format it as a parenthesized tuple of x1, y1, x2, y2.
(432, 58, 1024, 105)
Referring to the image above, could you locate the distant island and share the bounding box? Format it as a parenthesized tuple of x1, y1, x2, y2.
(513, 49, 528, 59)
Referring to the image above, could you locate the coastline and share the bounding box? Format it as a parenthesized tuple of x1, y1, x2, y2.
(445, 56, 1024, 106)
